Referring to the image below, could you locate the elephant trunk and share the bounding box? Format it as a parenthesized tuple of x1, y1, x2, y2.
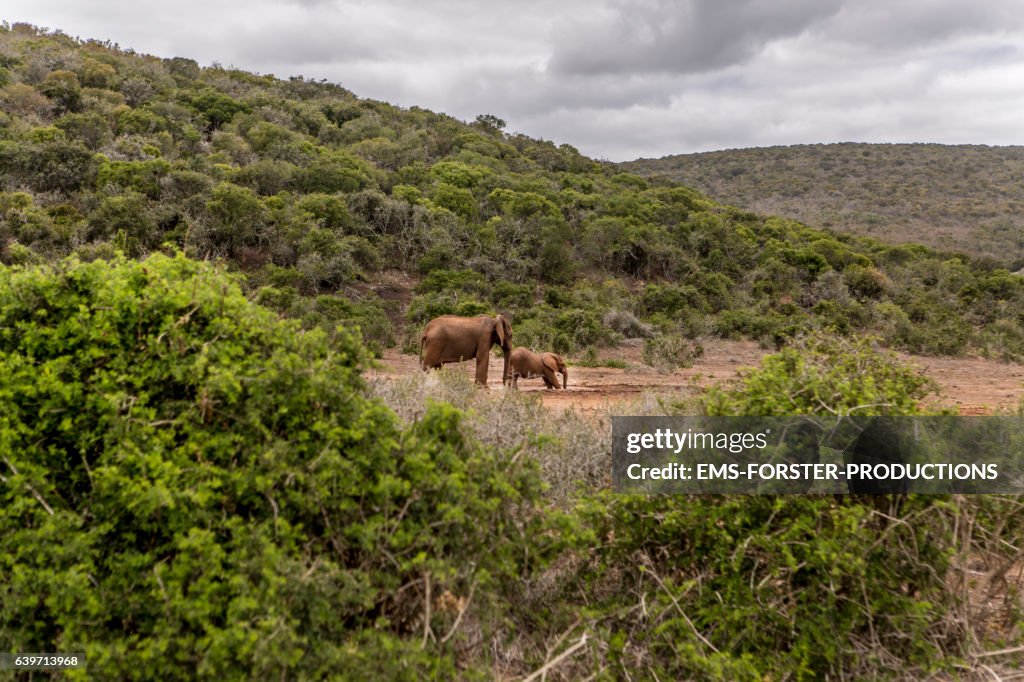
(502, 347, 511, 385)
(561, 368, 568, 389)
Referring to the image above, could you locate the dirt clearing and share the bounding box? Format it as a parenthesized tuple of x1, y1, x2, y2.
(369, 340, 1024, 416)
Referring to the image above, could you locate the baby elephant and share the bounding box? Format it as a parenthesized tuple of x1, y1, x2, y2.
(508, 348, 568, 389)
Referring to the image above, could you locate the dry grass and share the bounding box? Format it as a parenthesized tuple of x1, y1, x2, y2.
(370, 369, 686, 505)
(370, 368, 613, 504)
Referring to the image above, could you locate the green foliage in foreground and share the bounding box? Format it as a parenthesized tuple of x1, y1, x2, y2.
(574, 494, 958, 681)
(559, 336, 960, 680)
(0, 254, 1004, 679)
(0, 254, 559, 680)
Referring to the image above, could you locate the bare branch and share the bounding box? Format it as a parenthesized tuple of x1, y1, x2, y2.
(421, 570, 433, 648)
(521, 633, 589, 682)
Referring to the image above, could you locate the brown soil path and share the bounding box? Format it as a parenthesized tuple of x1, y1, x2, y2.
(369, 340, 1024, 416)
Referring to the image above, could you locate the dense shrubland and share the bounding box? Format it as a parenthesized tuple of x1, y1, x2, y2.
(3, 24, 1024, 360)
(2, 23, 1024, 681)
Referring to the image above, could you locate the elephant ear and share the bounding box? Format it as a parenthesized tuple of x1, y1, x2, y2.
(542, 354, 558, 373)
(495, 315, 507, 346)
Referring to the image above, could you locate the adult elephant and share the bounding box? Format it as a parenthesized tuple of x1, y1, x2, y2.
(509, 348, 568, 390)
(419, 314, 512, 386)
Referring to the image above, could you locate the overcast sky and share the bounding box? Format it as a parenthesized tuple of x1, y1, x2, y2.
(4, 0, 1024, 161)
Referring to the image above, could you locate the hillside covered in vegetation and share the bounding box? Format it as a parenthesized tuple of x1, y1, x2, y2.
(2, 24, 1024, 360)
(3, 22, 1024, 680)
(621, 143, 1024, 267)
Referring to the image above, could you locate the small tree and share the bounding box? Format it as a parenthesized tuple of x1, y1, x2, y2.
(473, 113, 506, 133)
(37, 69, 82, 113)
(203, 181, 266, 256)
(80, 58, 118, 89)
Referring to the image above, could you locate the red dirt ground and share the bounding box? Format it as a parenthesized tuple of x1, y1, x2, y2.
(369, 340, 1024, 417)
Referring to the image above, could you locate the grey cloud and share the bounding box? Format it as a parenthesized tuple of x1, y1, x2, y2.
(549, 0, 843, 76)
(233, 22, 386, 66)
(230, 0, 568, 68)
(818, 0, 1024, 49)
(282, 0, 337, 7)
(454, 66, 679, 116)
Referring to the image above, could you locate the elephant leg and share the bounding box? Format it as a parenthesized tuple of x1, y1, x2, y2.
(512, 373, 519, 389)
(474, 352, 489, 386)
(543, 368, 560, 389)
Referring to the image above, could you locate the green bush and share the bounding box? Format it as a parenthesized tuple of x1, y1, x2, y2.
(86, 191, 156, 255)
(96, 158, 171, 198)
(715, 308, 800, 346)
(255, 287, 396, 357)
(38, 69, 82, 113)
(296, 192, 356, 232)
(536, 222, 576, 285)
(431, 182, 476, 220)
(511, 316, 559, 354)
(405, 291, 491, 324)
(976, 318, 1024, 361)
(415, 268, 491, 298)
(689, 271, 734, 313)
(0, 138, 97, 193)
(189, 89, 248, 130)
(116, 107, 170, 136)
(642, 282, 706, 317)
(491, 281, 534, 310)
(0, 192, 65, 254)
(641, 334, 703, 370)
(202, 181, 266, 255)
(543, 285, 578, 308)
(887, 292, 972, 355)
(429, 160, 492, 188)
(844, 263, 892, 300)
(811, 298, 869, 334)
(290, 149, 373, 194)
(574, 493, 957, 680)
(55, 112, 113, 150)
(233, 159, 297, 196)
(702, 332, 937, 416)
(0, 253, 556, 680)
(553, 307, 612, 354)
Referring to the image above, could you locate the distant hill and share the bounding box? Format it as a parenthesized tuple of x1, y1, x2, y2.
(621, 143, 1024, 267)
